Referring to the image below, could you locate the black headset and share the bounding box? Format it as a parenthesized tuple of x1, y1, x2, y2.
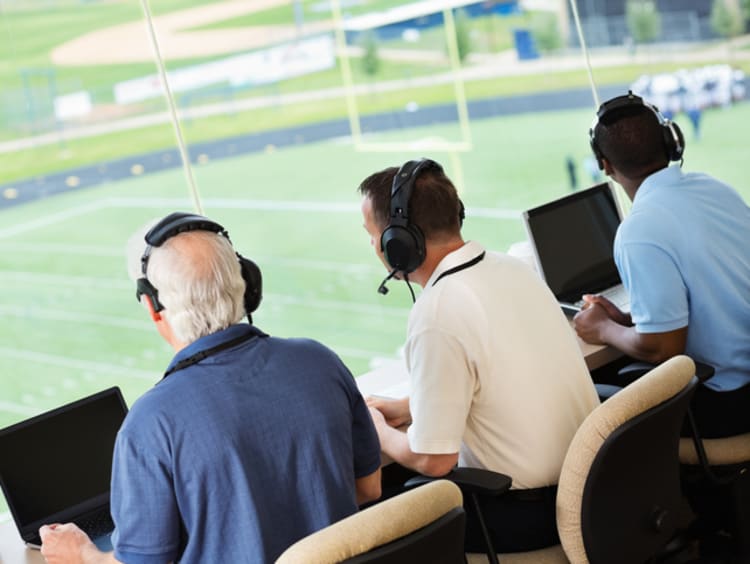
(135, 212, 262, 319)
(380, 158, 464, 274)
(589, 90, 685, 171)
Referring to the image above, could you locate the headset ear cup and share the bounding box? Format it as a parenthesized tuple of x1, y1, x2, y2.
(136, 277, 164, 313)
(669, 121, 685, 161)
(590, 129, 605, 171)
(381, 224, 425, 274)
(238, 255, 262, 314)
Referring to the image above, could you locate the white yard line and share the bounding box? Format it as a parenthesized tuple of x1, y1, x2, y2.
(0, 305, 150, 331)
(0, 401, 39, 416)
(0, 242, 124, 257)
(0, 200, 108, 239)
(1, 271, 132, 290)
(0, 347, 156, 380)
(265, 293, 408, 317)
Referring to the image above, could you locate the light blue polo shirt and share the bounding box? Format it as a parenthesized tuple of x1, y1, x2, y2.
(615, 165, 750, 391)
(109, 324, 381, 563)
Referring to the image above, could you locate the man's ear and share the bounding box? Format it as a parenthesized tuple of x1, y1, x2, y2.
(602, 158, 615, 177)
(142, 295, 162, 322)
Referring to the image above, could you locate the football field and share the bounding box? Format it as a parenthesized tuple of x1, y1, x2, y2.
(0, 101, 748, 518)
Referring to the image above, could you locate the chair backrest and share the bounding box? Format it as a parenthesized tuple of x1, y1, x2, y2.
(557, 355, 698, 564)
(275, 480, 466, 564)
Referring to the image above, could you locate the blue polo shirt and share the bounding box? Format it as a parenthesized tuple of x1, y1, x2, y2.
(615, 165, 750, 391)
(110, 324, 381, 563)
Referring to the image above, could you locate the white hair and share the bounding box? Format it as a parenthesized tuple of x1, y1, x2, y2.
(127, 224, 246, 344)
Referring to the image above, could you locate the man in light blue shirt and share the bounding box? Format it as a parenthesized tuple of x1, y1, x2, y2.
(574, 92, 750, 439)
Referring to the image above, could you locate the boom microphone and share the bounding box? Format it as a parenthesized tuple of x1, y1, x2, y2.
(377, 269, 398, 295)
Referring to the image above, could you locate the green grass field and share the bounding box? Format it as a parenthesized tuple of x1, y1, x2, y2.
(1, 0, 750, 522)
(0, 97, 748, 525)
(1, 101, 748, 430)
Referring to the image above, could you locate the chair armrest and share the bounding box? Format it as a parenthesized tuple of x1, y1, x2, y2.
(405, 468, 513, 564)
(618, 360, 715, 383)
(693, 361, 715, 383)
(617, 361, 656, 380)
(405, 467, 512, 497)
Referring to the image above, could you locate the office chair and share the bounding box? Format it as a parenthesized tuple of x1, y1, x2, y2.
(275, 479, 466, 564)
(410, 355, 699, 564)
(680, 409, 750, 562)
(618, 360, 750, 561)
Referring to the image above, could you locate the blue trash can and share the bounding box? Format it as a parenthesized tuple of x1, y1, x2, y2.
(513, 28, 539, 60)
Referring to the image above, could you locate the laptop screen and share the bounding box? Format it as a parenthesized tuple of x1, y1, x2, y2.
(0, 387, 127, 533)
(522, 183, 623, 305)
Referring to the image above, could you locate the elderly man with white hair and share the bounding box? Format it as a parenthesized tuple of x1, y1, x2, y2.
(38, 212, 382, 564)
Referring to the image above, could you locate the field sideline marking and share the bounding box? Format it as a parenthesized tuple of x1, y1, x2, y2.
(0, 197, 520, 242)
(107, 197, 522, 219)
(1, 271, 411, 318)
(0, 245, 383, 275)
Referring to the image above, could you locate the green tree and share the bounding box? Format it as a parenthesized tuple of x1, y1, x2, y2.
(743, 0, 750, 20)
(711, 0, 745, 38)
(360, 30, 380, 77)
(530, 12, 562, 52)
(625, 0, 662, 44)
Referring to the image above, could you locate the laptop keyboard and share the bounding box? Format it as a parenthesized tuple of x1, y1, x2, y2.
(573, 284, 630, 312)
(75, 508, 114, 539)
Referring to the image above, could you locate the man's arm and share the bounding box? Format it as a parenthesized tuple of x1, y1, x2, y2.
(574, 302, 687, 363)
(365, 396, 411, 427)
(368, 407, 458, 477)
(39, 524, 123, 564)
(355, 468, 382, 505)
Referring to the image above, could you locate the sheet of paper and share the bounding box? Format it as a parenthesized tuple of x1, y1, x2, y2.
(356, 359, 409, 398)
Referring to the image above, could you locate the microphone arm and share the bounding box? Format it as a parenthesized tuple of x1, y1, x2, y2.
(377, 269, 398, 295)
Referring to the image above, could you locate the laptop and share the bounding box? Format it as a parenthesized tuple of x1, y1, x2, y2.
(522, 182, 630, 315)
(0, 386, 127, 550)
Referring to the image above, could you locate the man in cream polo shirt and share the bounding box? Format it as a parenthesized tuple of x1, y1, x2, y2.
(358, 159, 599, 554)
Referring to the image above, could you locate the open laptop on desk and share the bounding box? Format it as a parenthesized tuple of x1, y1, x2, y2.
(0, 387, 127, 551)
(522, 182, 630, 315)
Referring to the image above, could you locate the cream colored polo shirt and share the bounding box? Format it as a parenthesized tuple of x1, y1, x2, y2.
(405, 241, 599, 489)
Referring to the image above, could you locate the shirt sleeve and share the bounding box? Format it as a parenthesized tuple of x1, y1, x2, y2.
(343, 366, 382, 478)
(406, 327, 473, 454)
(616, 241, 689, 333)
(110, 426, 182, 564)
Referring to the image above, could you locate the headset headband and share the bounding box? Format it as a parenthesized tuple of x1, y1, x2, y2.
(589, 90, 684, 170)
(388, 158, 443, 228)
(136, 212, 263, 318)
(141, 212, 229, 277)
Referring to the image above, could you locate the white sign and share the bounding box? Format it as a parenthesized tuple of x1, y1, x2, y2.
(54, 91, 93, 121)
(114, 35, 336, 105)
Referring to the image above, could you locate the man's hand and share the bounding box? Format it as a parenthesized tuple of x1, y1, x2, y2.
(574, 302, 614, 344)
(574, 295, 688, 364)
(39, 523, 97, 564)
(365, 396, 411, 428)
(581, 294, 631, 326)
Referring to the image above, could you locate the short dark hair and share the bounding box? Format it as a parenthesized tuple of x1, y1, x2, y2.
(357, 164, 462, 240)
(594, 105, 669, 179)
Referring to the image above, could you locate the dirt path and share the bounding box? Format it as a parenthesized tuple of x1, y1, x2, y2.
(51, 0, 332, 65)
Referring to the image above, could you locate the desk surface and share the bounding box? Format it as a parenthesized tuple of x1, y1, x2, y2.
(0, 520, 43, 564)
(356, 320, 620, 398)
